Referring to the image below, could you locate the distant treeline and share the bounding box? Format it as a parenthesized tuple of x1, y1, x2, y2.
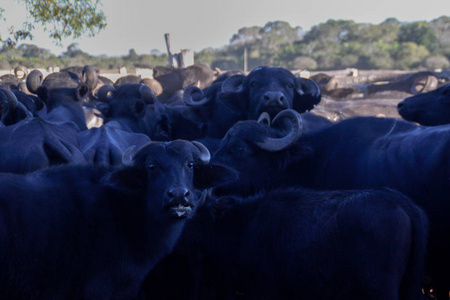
(1, 17, 450, 72)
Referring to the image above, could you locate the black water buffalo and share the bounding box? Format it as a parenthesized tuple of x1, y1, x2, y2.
(213, 110, 450, 299)
(139, 100, 207, 142)
(0, 140, 236, 300)
(206, 188, 427, 300)
(26, 69, 96, 130)
(181, 66, 323, 140)
(397, 83, 450, 125)
(95, 83, 157, 132)
(77, 84, 155, 166)
(0, 70, 94, 173)
(144, 186, 428, 300)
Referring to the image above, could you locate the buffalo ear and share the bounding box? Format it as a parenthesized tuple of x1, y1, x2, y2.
(102, 168, 146, 190)
(221, 74, 245, 93)
(77, 83, 90, 101)
(194, 164, 238, 190)
(293, 77, 321, 113)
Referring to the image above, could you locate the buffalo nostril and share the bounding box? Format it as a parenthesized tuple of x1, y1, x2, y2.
(167, 188, 189, 199)
(264, 95, 270, 100)
(279, 96, 285, 103)
(397, 102, 404, 109)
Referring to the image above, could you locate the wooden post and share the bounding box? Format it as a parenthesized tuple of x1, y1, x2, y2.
(164, 33, 178, 68)
(178, 49, 194, 68)
(244, 47, 248, 73)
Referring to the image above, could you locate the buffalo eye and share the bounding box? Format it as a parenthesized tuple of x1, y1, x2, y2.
(187, 161, 195, 169)
(232, 146, 244, 153)
(147, 163, 158, 171)
(287, 83, 294, 88)
(250, 82, 257, 87)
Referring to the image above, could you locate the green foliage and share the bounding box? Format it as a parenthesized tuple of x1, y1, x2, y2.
(0, 0, 106, 47)
(398, 21, 437, 51)
(394, 42, 430, 69)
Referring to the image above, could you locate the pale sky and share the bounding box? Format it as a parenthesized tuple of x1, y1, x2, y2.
(1, 0, 449, 57)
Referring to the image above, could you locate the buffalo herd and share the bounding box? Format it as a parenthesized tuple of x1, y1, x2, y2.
(0, 64, 449, 299)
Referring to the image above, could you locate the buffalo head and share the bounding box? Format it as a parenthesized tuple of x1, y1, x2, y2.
(213, 109, 308, 196)
(221, 66, 321, 120)
(111, 140, 237, 219)
(398, 83, 450, 126)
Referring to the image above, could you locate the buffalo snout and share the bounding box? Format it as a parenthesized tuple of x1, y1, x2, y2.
(264, 91, 286, 107)
(164, 187, 194, 218)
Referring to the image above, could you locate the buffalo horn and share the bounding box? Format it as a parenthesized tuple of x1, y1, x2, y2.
(26, 69, 44, 94)
(82, 65, 98, 91)
(221, 74, 245, 93)
(0, 88, 18, 110)
(192, 141, 211, 165)
(97, 85, 116, 102)
(256, 109, 303, 152)
(14, 65, 28, 79)
(257, 112, 271, 126)
(122, 145, 137, 166)
(139, 84, 157, 104)
(184, 86, 211, 106)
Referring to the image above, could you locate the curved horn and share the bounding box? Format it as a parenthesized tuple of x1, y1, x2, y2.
(0, 88, 19, 110)
(256, 109, 303, 152)
(14, 65, 28, 79)
(221, 74, 245, 93)
(140, 78, 163, 96)
(82, 65, 98, 91)
(257, 112, 271, 126)
(26, 69, 44, 94)
(214, 67, 222, 75)
(97, 85, 116, 102)
(184, 86, 211, 106)
(139, 84, 157, 104)
(192, 141, 211, 165)
(411, 73, 438, 94)
(122, 145, 137, 166)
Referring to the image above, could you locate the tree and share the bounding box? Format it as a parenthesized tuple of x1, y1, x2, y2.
(303, 19, 358, 44)
(125, 48, 139, 61)
(229, 26, 262, 46)
(394, 42, 430, 69)
(398, 21, 437, 52)
(18, 43, 52, 59)
(61, 42, 90, 59)
(0, 0, 107, 47)
(430, 16, 450, 56)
